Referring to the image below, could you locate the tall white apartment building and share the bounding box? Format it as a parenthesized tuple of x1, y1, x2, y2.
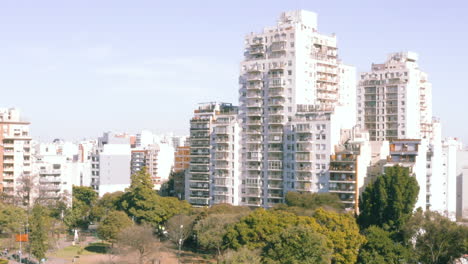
(186, 103, 239, 206)
(0, 108, 32, 200)
(211, 107, 241, 205)
(357, 52, 432, 141)
(239, 10, 356, 207)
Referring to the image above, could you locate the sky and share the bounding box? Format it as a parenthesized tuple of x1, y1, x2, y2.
(0, 0, 467, 143)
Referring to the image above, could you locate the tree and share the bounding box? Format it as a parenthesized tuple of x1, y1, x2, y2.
(91, 191, 124, 222)
(116, 224, 160, 264)
(403, 210, 468, 264)
(220, 247, 262, 264)
(285, 192, 344, 212)
(97, 211, 133, 245)
(72, 186, 98, 207)
(165, 214, 195, 261)
(262, 225, 332, 264)
(313, 208, 366, 264)
(224, 209, 321, 250)
(29, 204, 49, 260)
(358, 165, 419, 233)
(158, 171, 176, 197)
(357, 226, 412, 264)
(0, 202, 26, 234)
(64, 186, 98, 229)
(120, 170, 191, 226)
(194, 214, 241, 258)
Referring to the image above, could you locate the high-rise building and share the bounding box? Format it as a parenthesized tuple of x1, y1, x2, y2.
(186, 102, 239, 206)
(0, 108, 32, 199)
(238, 10, 356, 207)
(357, 52, 432, 141)
(211, 107, 241, 205)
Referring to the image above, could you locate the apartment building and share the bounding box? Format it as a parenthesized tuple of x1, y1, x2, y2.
(238, 10, 356, 207)
(385, 139, 427, 210)
(211, 107, 241, 205)
(0, 108, 32, 200)
(186, 102, 239, 206)
(329, 129, 371, 212)
(357, 52, 433, 141)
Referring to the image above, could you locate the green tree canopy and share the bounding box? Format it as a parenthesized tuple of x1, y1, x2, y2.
(262, 225, 332, 264)
(97, 211, 133, 245)
(357, 226, 412, 264)
(0, 202, 26, 234)
(72, 186, 98, 206)
(285, 191, 344, 212)
(403, 210, 468, 264)
(30, 204, 50, 260)
(223, 209, 321, 250)
(120, 170, 191, 226)
(358, 165, 419, 233)
(91, 191, 124, 221)
(194, 214, 242, 257)
(313, 208, 366, 264)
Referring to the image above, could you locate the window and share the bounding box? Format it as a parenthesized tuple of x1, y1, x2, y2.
(288, 70, 292, 75)
(290, 42, 294, 48)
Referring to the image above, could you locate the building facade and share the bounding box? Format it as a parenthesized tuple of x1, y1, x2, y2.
(186, 103, 239, 206)
(0, 108, 32, 200)
(357, 52, 433, 141)
(238, 10, 356, 207)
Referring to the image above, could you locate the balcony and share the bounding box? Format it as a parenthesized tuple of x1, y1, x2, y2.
(269, 78, 286, 88)
(251, 38, 264, 46)
(246, 109, 262, 116)
(296, 166, 312, 172)
(271, 43, 286, 52)
(246, 156, 262, 162)
(247, 74, 262, 82)
(246, 64, 262, 73)
(247, 165, 262, 170)
(249, 46, 265, 56)
(269, 62, 286, 70)
(268, 100, 285, 107)
(246, 119, 262, 126)
(246, 84, 262, 90)
(268, 88, 285, 97)
(246, 102, 262, 108)
(246, 92, 262, 99)
(272, 36, 287, 43)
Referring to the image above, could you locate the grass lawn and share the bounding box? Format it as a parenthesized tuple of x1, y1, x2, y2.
(49, 242, 110, 260)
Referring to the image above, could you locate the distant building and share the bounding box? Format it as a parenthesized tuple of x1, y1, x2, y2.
(186, 102, 239, 206)
(0, 108, 32, 200)
(98, 132, 131, 196)
(357, 52, 433, 141)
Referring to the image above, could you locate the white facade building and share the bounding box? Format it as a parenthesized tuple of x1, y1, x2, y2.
(239, 10, 356, 207)
(187, 103, 239, 206)
(97, 133, 131, 196)
(357, 52, 432, 141)
(0, 108, 32, 200)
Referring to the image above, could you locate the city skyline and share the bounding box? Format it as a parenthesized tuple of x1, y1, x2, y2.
(1, 0, 467, 143)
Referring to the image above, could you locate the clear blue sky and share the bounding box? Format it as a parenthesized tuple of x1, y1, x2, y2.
(1, 0, 467, 143)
